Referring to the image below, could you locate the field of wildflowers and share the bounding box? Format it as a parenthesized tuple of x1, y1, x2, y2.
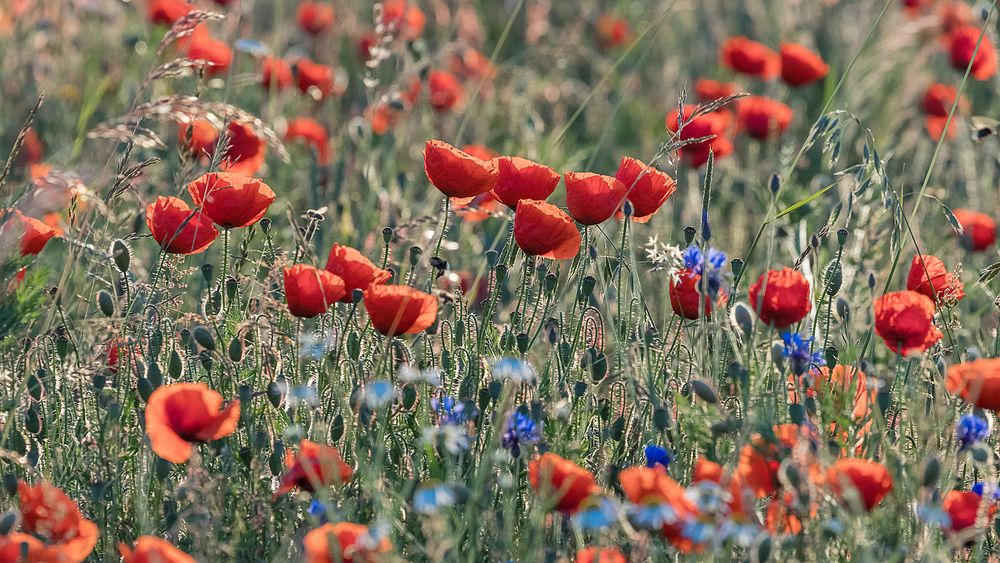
(4, 0, 1000, 560)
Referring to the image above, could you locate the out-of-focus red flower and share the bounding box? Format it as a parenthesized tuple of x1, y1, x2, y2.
(825, 458, 893, 512)
(952, 208, 996, 251)
(145, 196, 219, 255)
(576, 547, 627, 563)
(147, 0, 191, 26)
(901, 0, 933, 18)
(187, 172, 275, 229)
(20, 127, 44, 165)
(942, 490, 997, 536)
(618, 466, 700, 552)
(922, 83, 967, 116)
(104, 337, 140, 374)
(720, 36, 779, 79)
(873, 290, 942, 355)
(925, 116, 957, 140)
(780, 43, 829, 86)
(275, 440, 353, 498)
(367, 102, 400, 136)
(285, 117, 331, 164)
(462, 144, 498, 161)
(669, 269, 712, 319)
(222, 122, 267, 176)
(296, 57, 344, 99)
(615, 156, 676, 222)
(180, 25, 232, 75)
(513, 199, 582, 260)
(261, 57, 294, 91)
(357, 31, 377, 61)
(529, 453, 598, 514)
(453, 191, 500, 223)
(938, 1, 975, 35)
(324, 243, 392, 302)
(792, 365, 872, 422)
(735, 424, 806, 498)
(906, 254, 964, 305)
(595, 15, 630, 49)
(364, 284, 438, 336)
(946, 358, 1000, 411)
(693, 456, 724, 483)
(490, 156, 559, 209)
(947, 25, 998, 80)
(694, 78, 737, 102)
(737, 96, 793, 139)
(303, 522, 392, 563)
(424, 140, 498, 199)
(381, 0, 426, 41)
(428, 70, 464, 112)
(450, 47, 496, 82)
(119, 536, 195, 563)
(284, 265, 346, 318)
(144, 382, 240, 463)
(748, 267, 812, 329)
(665, 105, 734, 168)
(177, 119, 219, 158)
(297, 1, 335, 35)
(12, 481, 99, 562)
(1, 209, 57, 256)
(564, 172, 626, 226)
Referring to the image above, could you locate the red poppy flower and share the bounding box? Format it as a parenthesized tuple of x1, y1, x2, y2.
(462, 144, 498, 162)
(906, 254, 965, 305)
(618, 466, 700, 551)
(20, 127, 44, 165)
(364, 284, 438, 336)
(453, 191, 500, 223)
(296, 57, 343, 99)
(423, 140, 498, 199)
(748, 267, 812, 329)
(765, 491, 809, 536)
(490, 156, 559, 209)
(144, 382, 241, 463)
(367, 103, 401, 136)
(923, 83, 967, 116)
(119, 536, 195, 563)
(381, 0, 426, 41)
(177, 119, 219, 158)
(576, 547, 627, 563)
(297, 1, 335, 35)
(450, 47, 497, 83)
(720, 36, 779, 79)
(275, 440, 353, 498)
(2, 209, 57, 256)
(428, 70, 464, 112)
(938, 1, 975, 34)
(946, 358, 1000, 411)
(780, 43, 829, 86)
(948, 25, 998, 80)
(595, 15, 630, 49)
(953, 208, 996, 251)
(220, 121, 266, 176)
(10, 481, 99, 563)
(104, 337, 140, 374)
(736, 424, 807, 498)
(284, 265, 347, 318)
(825, 458, 892, 511)
(873, 290, 942, 355)
(669, 269, 712, 319)
(804, 365, 872, 422)
(187, 172, 275, 229)
(285, 117, 331, 164)
(324, 243, 392, 301)
(564, 172, 626, 225)
(925, 115, 958, 141)
(694, 78, 737, 102)
(513, 200, 582, 260)
(528, 453, 599, 513)
(942, 490, 997, 535)
(147, 0, 191, 26)
(615, 156, 676, 221)
(665, 105, 733, 168)
(145, 196, 219, 255)
(303, 522, 392, 563)
(261, 56, 294, 91)
(737, 96, 793, 139)
(180, 25, 232, 75)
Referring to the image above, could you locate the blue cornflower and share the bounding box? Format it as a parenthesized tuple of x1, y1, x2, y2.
(970, 482, 1000, 500)
(956, 414, 990, 451)
(501, 411, 541, 458)
(681, 245, 728, 297)
(431, 396, 474, 426)
(782, 332, 825, 376)
(307, 499, 327, 522)
(645, 444, 672, 470)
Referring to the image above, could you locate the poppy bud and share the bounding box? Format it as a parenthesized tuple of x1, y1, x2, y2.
(330, 414, 345, 441)
(770, 174, 781, 194)
(112, 239, 130, 273)
(193, 326, 216, 351)
(921, 455, 941, 488)
(837, 228, 849, 246)
(97, 290, 115, 317)
(689, 379, 718, 403)
(653, 408, 670, 431)
(683, 226, 697, 245)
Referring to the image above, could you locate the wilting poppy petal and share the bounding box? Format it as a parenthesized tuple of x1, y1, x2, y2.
(364, 284, 438, 336)
(144, 382, 240, 464)
(513, 199, 581, 260)
(145, 196, 219, 255)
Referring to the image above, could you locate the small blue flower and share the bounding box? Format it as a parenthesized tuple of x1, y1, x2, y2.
(502, 411, 541, 458)
(571, 497, 619, 531)
(971, 482, 1000, 500)
(782, 332, 825, 376)
(492, 358, 537, 385)
(413, 484, 460, 514)
(956, 414, 989, 451)
(681, 245, 728, 297)
(644, 444, 671, 469)
(431, 396, 475, 426)
(307, 499, 327, 522)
